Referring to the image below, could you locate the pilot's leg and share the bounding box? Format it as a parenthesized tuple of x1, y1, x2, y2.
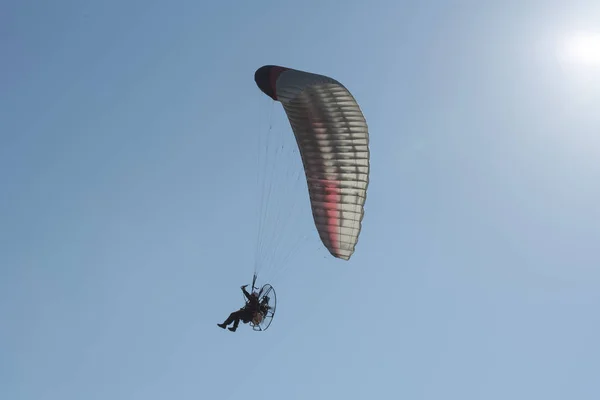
(218, 310, 242, 329)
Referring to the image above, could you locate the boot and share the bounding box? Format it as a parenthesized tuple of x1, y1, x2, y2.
(217, 323, 226, 329)
(228, 326, 237, 332)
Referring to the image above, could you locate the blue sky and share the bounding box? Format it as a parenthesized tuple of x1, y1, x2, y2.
(2, 1, 600, 399)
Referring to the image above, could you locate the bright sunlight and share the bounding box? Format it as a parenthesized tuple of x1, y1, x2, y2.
(556, 31, 600, 77)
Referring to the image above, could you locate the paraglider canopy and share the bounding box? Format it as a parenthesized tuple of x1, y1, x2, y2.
(253, 64, 370, 261)
(254, 65, 289, 100)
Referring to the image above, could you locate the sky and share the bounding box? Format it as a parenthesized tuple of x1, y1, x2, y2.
(2, 0, 600, 399)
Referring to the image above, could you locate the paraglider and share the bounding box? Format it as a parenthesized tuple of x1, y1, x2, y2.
(217, 280, 276, 332)
(218, 65, 369, 332)
(217, 285, 261, 332)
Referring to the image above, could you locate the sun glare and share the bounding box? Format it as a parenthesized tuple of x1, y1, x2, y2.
(557, 31, 600, 74)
